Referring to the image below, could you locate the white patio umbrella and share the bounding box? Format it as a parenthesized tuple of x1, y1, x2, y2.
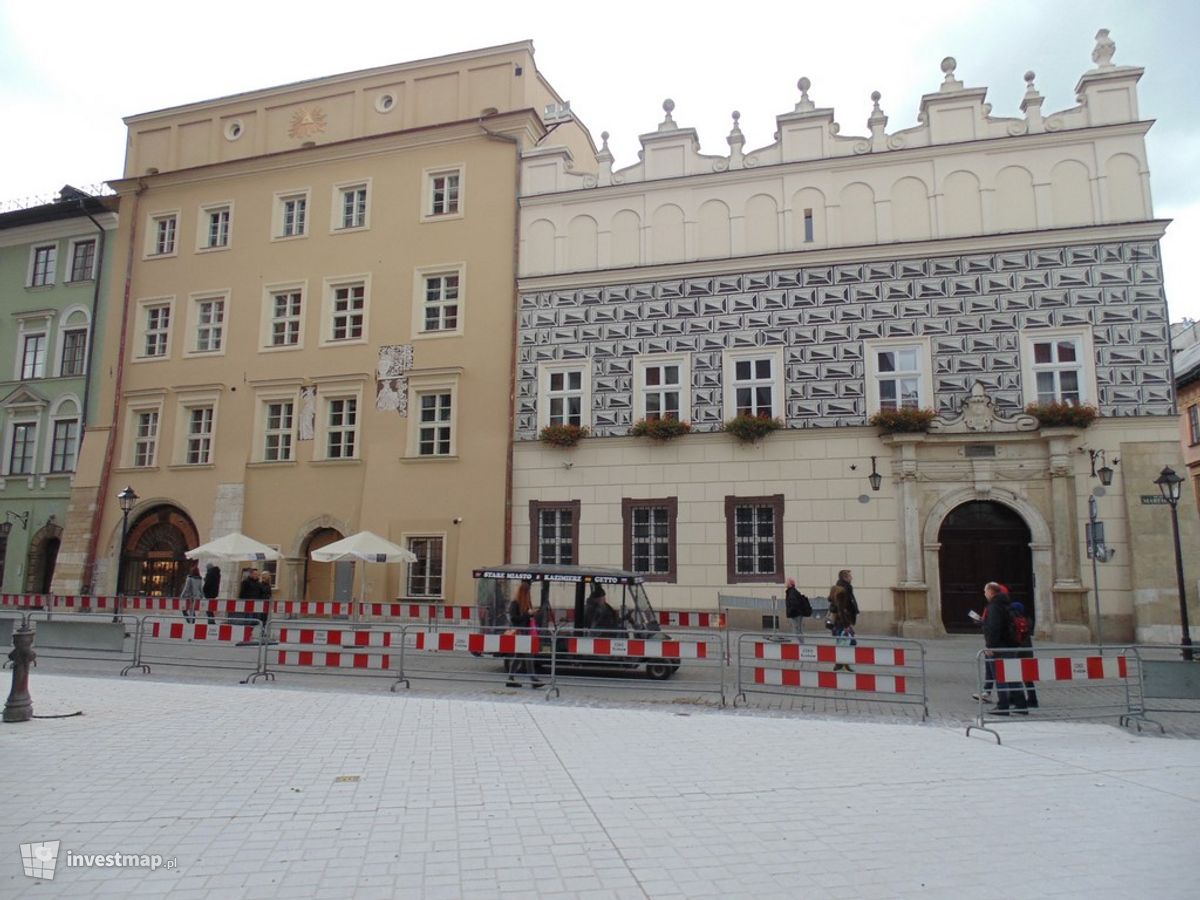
(185, 532, 281, 562)
(309, 530, 417, 619)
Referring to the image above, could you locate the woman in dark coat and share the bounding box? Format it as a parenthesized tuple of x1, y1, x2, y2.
(829, 569, 859, 671)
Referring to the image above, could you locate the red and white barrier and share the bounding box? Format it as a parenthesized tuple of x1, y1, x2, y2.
(753, 642, 906, 667)
(408, 631, 540, 655)
(659, 611, 727, 629)
(271, 600, 352, 617)
(276, 627, 394, 648)
(275, 650, 395, 670)
(122, 597, 186, 612)
(149, 621, 259, 643)
(993, 655, 1128, 683)
(753, 667, 908, 694)
(353, 602, 475, 621)
(53, 595, 119, 611)
(0, 594, 49, 608)
(562, 637, 710, 659)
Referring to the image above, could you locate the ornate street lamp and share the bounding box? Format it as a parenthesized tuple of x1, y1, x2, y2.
(1083, 448, 1118, 487)
(115, 486, 139, 605)
(868, 456, 883, 492)
(1153, 466, 1192, 661)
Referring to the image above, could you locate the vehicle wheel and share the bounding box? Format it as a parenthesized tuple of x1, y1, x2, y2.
(645, 659, 675, 680)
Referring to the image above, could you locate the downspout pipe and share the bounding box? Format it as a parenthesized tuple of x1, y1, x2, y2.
(75, 198, 109, 429)
(79, 182, 144, 593)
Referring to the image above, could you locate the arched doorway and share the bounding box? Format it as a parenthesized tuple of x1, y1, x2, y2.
(938, 501, 1033, 633)
(25, 519, 63, 594)
(123, 506, 199, 596)
(302, 527, 348, 603)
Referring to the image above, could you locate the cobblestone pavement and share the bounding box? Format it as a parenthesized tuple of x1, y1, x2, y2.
(2, 671, 1199, 899)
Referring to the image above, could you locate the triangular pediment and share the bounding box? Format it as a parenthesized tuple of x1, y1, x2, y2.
(1, 385, 50, 409)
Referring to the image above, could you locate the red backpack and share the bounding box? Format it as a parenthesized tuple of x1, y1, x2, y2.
(1012, 613, 1030, 646)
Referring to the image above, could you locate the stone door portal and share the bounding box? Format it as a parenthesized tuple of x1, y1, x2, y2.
(937, 501, 1034, 633)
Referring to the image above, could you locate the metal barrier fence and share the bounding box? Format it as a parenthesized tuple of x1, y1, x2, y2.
(20, 612, 139, 667)
(123, 617, 266, 680)
(733, 632, 928, 719)
(253, 622, 405, 686)
(1129, 644, 1200, 726)
(965, 645, 1157, 743)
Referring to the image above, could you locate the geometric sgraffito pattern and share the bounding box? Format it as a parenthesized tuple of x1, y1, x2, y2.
(515, 240, 1171, 438)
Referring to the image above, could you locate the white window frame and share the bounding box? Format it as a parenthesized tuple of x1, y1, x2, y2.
(197, 201, 233, 251)
(20, 331, 48, 380)
(5, 418, 39, 476)
(145, 210, 179, 258)
(185, 291, 228, 357)
(315, 387, 363, 462)
(403, 534, 446, 600)
(260, 281, 306, 352)
(863, 337, 934, 415)
(537, 363, 591, 430)
(46, 397, 81, 474)
(272, 189, 311, 241)
(28, 243, 57, 287)
(421, 165, 464, 222)
(412, 263, 466, 339)
(406, 374, 460, 458)
(722, 347, 785, 420)
(66, 236, 97, 282)
(58, 323, 89, 377)
(634, 355, 691, 422)
(320, 275, 370, 346)
(331, 179, 371, 232)
(175, 398, 217, 466)
(253, 391, 299, 464)
(135, 297, 174, 362)
(126, 402, 163, 469)
(1020, 328, 1097, 407)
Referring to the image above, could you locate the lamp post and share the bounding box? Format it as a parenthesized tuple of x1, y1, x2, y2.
(115, 486, 139, 618)
(1153, 466, 1192, 661)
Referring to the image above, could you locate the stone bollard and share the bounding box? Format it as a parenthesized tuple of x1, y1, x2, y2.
(3, 623, 36, 723)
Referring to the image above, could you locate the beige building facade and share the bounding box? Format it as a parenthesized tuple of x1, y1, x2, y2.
(512, 33, 1200, 642)
(55, 42, 593, 604)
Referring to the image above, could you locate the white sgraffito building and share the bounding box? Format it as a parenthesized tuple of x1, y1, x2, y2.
(512, 31, 1200, 642)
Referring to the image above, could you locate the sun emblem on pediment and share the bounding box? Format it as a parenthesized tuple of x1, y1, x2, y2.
(288, 106, 327, 140)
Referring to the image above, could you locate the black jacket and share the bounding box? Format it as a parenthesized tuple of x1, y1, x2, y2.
(203, 567, 221, 599)
(508, 600, 532, 630)
(983, 595, 1017, 649)
(586, 597, 619, 630)
(785, 586, 812, 618)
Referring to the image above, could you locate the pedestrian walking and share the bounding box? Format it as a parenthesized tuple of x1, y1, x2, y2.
(982, 581, 1027, 715)
(202, 563, 220, 625)
(505, 582, 543, 688)
(1011, 600, 1039, 709)
(784, 578, 812, 641)
(829, 569, 859, 671)
(179, 562, 204, 624)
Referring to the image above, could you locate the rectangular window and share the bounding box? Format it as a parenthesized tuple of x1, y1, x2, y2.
(21, 334, 47, 379)
(422, 273, 460, 332)
(429, 172, 460, 216)
(263, 401, 295, 462)
(270, 290, 303, 346)
(529, 500, 580, 565)
(50, 419, 79, 473)
(1188, 405, 1199, 446)
(548, 370, 583, 427)
(195, 298, 225, 353)
(60, 329, 88, 377)
(338, 185, 368, 230)
(330, 283, 365, 341)
(185, 406, 214, 465)
(803, 208, 814, 243)
(733, 357, 777, 417)
(281, 195, 307, 237)
(875, 345, 922, 410)
(622, 498, 678, 582)
(641, 362, 682, 420)
(144, 305, 171, 357)
(30, 245, 57, 286)
(206, 207, 230, 248)
(326, 398, 358, 459)
(152, 215, 177, 255)
(1032, 338, 1083, 404)
(9, 424, 36, 475)
(406, 537, 444, 598)
(69, 239, 96, 281)
(724, 494, 785, 584)
(417, 392, 452, 456)
(133, 410, 159, 467)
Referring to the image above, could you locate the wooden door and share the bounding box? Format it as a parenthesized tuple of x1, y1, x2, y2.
(938, 501, 1033, 633)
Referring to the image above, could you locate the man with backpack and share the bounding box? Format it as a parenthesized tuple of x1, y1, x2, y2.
(1011, 600, 1039, 709)
(982, 581, 1027, 715)
(784, 578, 813, 641)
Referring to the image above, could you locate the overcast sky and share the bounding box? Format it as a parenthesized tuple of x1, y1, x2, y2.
(3, 0, 1196, 320)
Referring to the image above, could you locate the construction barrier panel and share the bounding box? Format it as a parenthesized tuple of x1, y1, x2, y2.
(394, 623, 544, 691)
(1131, 644, 1200, 727)
(733, 632, 928, 719)
(0, 593, 50, 611)
(965, 645, 1154, 743)
(16, 612, 138, 669)
(253, 622, 405, 686)
(123, 616, 266, 679)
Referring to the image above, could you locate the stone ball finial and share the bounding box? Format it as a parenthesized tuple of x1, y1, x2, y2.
(1024, 70, 1036, 85)
(941, 56, 957, 76)
(731, 110, 741, 123)
(870, 90, 881, 104)
(663, 98, 675, 115)
(601, 130, 610, 141)
(798, 76, 811, 93)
